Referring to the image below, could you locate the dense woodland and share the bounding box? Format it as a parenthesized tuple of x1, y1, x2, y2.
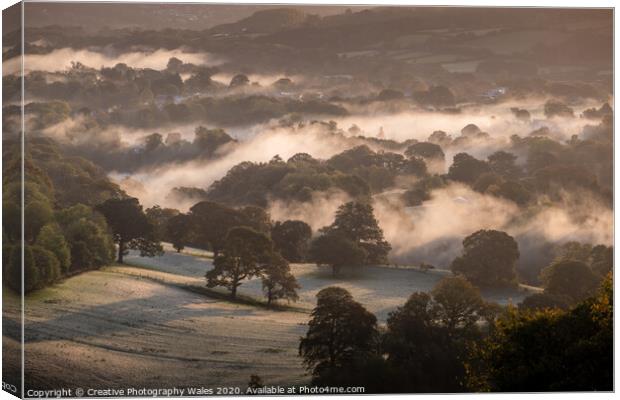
(2, 5, 613, 393)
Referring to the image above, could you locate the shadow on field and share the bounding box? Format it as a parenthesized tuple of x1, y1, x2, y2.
(23, 293, 258, 344)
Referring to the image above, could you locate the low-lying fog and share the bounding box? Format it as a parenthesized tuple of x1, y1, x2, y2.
(2, 47, 223, 75)
(30, 73, 612, 268)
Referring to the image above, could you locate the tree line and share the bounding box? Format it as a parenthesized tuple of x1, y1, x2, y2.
(298, 274, 612, 392)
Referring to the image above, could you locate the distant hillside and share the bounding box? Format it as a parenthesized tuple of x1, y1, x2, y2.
(210, 8, 313, 35)
(22, 3, 352, 31)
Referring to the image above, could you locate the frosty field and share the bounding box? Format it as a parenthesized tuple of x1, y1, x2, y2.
(126, 246, 537, 321)
(4, 246, 539, 390)
(5, 268, 308, 390)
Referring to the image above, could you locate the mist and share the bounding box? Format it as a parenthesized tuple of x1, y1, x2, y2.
(267, 182, 612, 271)
(110, 124, 357, 208)
(3, 47, 223, 75)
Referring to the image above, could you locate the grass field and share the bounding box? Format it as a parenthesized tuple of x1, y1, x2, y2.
(5, 247, 540, 390)
(7, 269, 308, 390)
(125, 246, 537, 321)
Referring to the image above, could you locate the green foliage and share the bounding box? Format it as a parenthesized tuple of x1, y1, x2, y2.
(540, 260, 599, 303)
(239, 206, 272, 234)
(36, 223, 71, 273)
(320, 201, 391, 265)
(189, 201, 250, 255)
(270, 220, 312, 262)
(206, 226, 273, 298)
(260, 252, 300, 304)
(2, 201, 21, 242)
(207, 155, 370, 207)
(145, 205, 179, 241)
(6, 246, 26, 293)
(24, 200, 54, 242)
(327, 145, 427, 192)
(26, 137, 124, 207)
(518, 292, 571, 311)
(487, 151, 522, 179)
(432, 276, 485, 331)
(448, 153, 491, 184)
(404, 142, 445, 161)
(590, 244, 613, 276)
(56, 204, 115, 271)
(96, 197, 162, 263)
(193, 126, 236, 156)
(467, 276, 612, 391)
(299, 287, 378, 383)
(402, 175, 446, 206)
(31, 245, 62, 286)
(165, 213, 193, 252)
(451, 230, 519, 288)
(309, 233, 367, 276)
(383, 289, 474, 392)
(544, 99, 574, 118)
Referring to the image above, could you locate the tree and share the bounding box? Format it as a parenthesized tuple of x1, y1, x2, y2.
(166, 57, 183, 72)
(32, 245, 61, 286)
(487, 151, 522, 179)
(271, 220, 312, 262)
(206, 226, 272, 299)
(165, 213, 192, 252)
(24, 200, 54, 242)
(383, 292, 468, 392)
(451, 230, 519, 287)
(95, 197, 162, 263)
(193, 127, 235, 157)
(322, 202, 391, 264)
(540, 260, 599, 303)
(299, 287, 378, 382)
(431, 276, 485, 332)
(309, 233, 366, 276)
(467, 275, 612, 391)
(240, 206, 272, 234)
(405, 142, 445, 161)
(56, 204, 115, 271)
(590, 244, 613, 276)
(448, 153, 491, 184)
(260, 252, 299, 305)
(544, 100, 574, 118)
(189, 201, 247, 256)
(35, 223, 71, 273)
(518, 292, 571, 311)
(230, 74, 250, 87)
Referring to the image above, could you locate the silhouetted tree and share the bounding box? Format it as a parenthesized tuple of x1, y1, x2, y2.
(189, 201, 247, 256)
(206, 226, 272, 299)
(488, 151, 522, 179)
(451, 230, 519, 287)
(383, 291, 469, 392)
(321, 202, 391, 264)
(540, 260, 599, 303)
(271, 220, 312, 262)
(448, 153, 491, 184)
(299, 287, 378, 383)
(260, 252, 299, 305)
(309, 233, 366, 276)
(467, 275, 612, 391)
(96, 197, 162, 263)
(518, 292, 571, 311)
(432, 276, 485, 332)
(165, 213, 192, 252)
(405, 142, 445, 161)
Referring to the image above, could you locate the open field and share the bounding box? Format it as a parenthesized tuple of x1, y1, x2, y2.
(126, 247, 539, 322)
(4, 247, 540, 390)
(5, 269, 308, 390)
